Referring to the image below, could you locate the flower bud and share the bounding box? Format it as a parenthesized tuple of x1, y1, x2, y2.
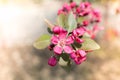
(48, 44, 55, 50)
(52, 26, 66, 34)
(52, 26, 61, 34)
(70, 2, 76, 8)
(83, 20, 89, 26)
(48, 56, 57, 66)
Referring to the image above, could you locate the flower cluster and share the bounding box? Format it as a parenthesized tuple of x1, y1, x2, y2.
(34, 2, 102, 68)
(58, 2, 103, 38)
(47, 2, 102, 67)
(48, 26, 87, 66)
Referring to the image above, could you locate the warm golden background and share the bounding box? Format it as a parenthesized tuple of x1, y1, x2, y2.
(0, 0, 120, 80)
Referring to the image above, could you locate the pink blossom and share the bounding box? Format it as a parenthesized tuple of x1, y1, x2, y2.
(93, 25, 104, 33)
(72, 27, 85, 43)
(76, 7, 81, 14)
(73, 27, 86, 37)
(51, 32, 74, 55)
(76, 27, 86, 35)
(51, 35, 59, 45)
(82, 2, 91, 8)
(58, 10, 65, 15)
(52, 26, 67, 34)
(74, 57, 86, 64)
(86, 25, 104, 39)
(70, 2, 76, 8)
(46, 2, 102, 66)
(91, 9, 101, 22)
(92, 9, 101, 18)
(82, 20, 89, 26)
(58, 3, 71, 15)
(75, 37, 84, 43)
(70, 50, 87, 65)
(76, 7, 90, 16)
(76, 2, 91, 16)
(48, 56, 57, 66)
(53, 46, 63, 54)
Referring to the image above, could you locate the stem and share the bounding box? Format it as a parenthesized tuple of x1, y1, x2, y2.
(71, 44, 76, 50)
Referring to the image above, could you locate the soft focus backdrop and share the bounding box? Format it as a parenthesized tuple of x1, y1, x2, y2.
(0, 0, 120, 80)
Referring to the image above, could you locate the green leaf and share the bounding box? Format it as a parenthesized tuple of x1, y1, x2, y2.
(57, 14, 68, 29)
(58, 57, 68, 66)
(59, 57, 71, 72)
(68, 12, 77, 33)
(33, 34, 51, 49)
(61, 53, 70, 61)
(73, 41, 82, 49)
(80, 37, 100, 51)
(47, 27, 53, 34)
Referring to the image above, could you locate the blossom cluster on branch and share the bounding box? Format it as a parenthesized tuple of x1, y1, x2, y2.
(34, 2, 103, 68)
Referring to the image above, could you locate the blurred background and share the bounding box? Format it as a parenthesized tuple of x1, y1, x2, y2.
(0, 0, 120, 80)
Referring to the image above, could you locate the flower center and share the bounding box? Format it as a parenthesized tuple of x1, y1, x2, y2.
(59, 39, 66, 47)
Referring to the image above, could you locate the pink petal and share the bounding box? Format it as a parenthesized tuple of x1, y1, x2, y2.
(74, 57, 86, 65)
(66, 36, 74, 45)
(63, 46, 73, 54)
(76, 27, 85, 36)
(80, 57, 86, 62)
(70, 53, 76, 59)
(51, 35, 59, 44)
(53, 26, 67, 34)
(63, 3, 71, 12)
(60, 28, 67, 33)
(75, 37, 84, 43)
(86, 29, 92, 35)
(76, 7, 80, 13)
(80, 2, 85, 9)
(84, 2, 91, 8)
(53, 46, 63, 55)
(78, 50, 87, 57)
(72, 29, 78, 37)
(74, 58, 82, 65)
(82, 20, 89, 26)
(92, 9, 100, 17)
(59, 33, 67, 40)
(93, 25, 99, 32)
(58, 9, 64, 15)
(93, 25, 104, 34)
(91, 34, 95, 39)
(70, 2, 76, 8)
